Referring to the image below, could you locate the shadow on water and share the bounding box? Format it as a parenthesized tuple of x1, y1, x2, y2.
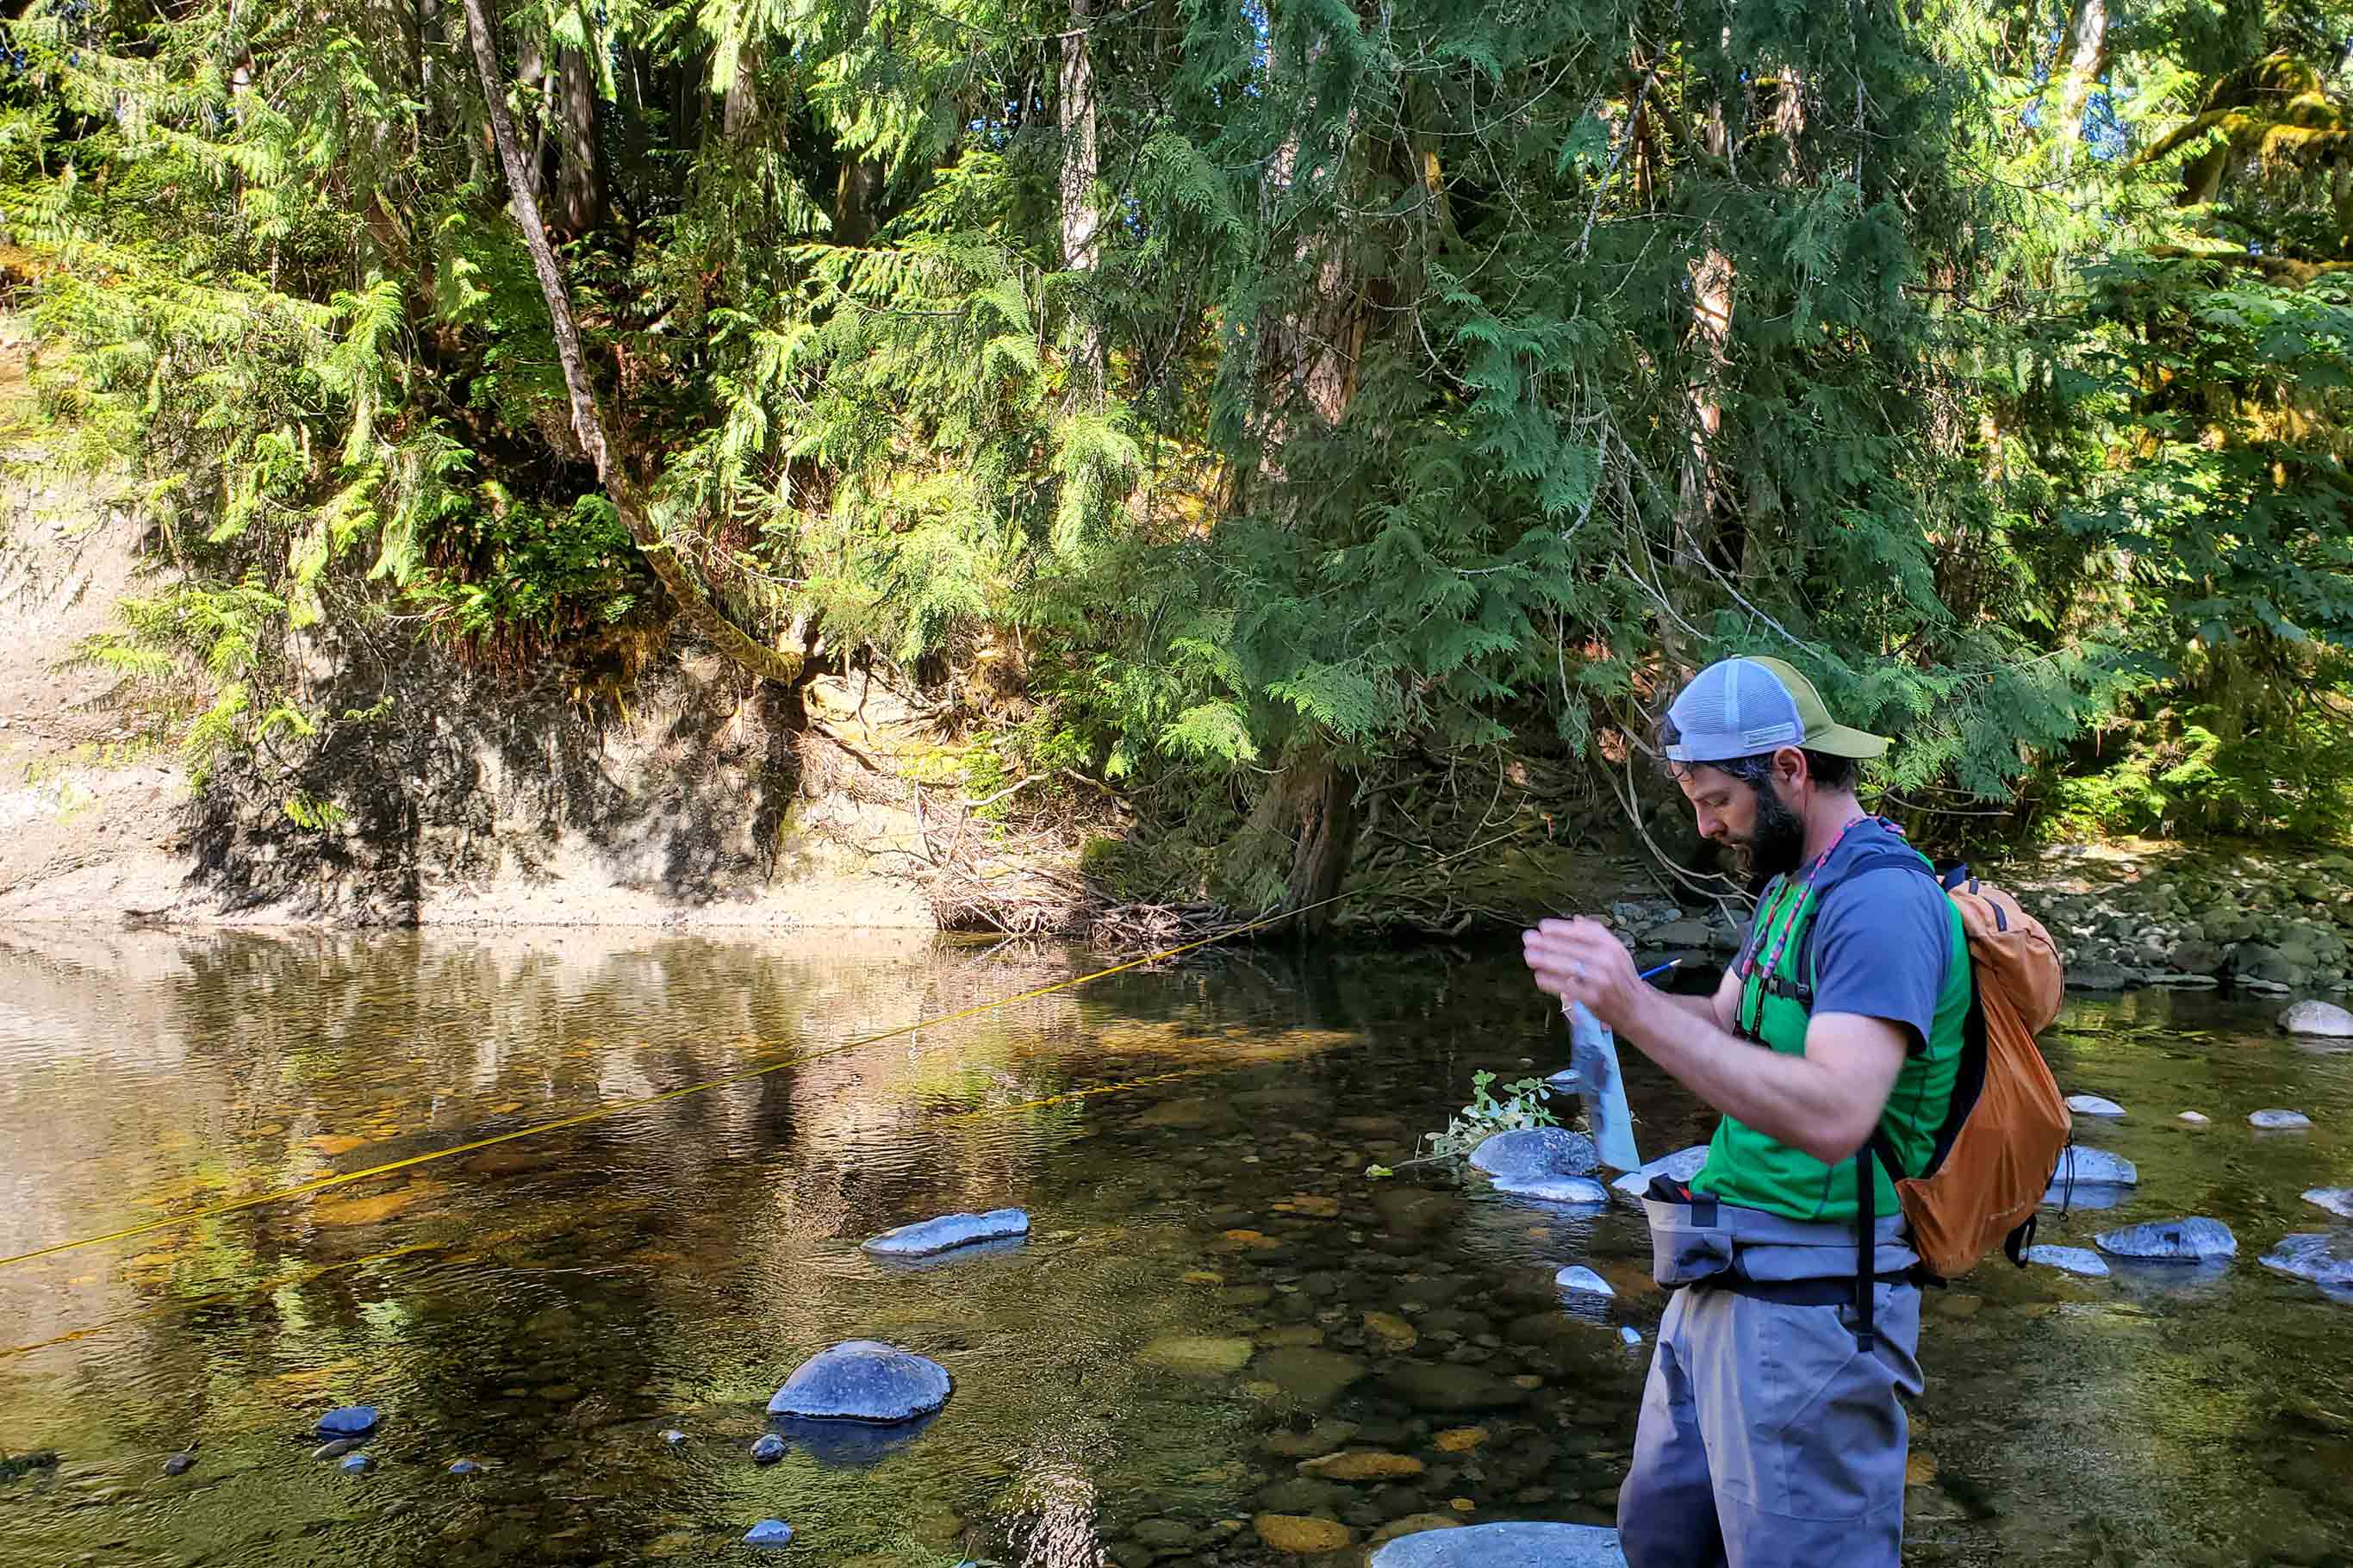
(0, 926, 2347, 1566)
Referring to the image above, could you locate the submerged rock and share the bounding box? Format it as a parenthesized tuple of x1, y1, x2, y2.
(1370, 1521, 1629, 1567)
(310, 1439, 364, 1461)
(338, 1453, 372, 1475)
(2303, 1188, 2353, 1220)
(767, 1341, 952, 1422)
(1254, 1347, 1370, 1409)
(1298, 1449, 1425, 1482)
(1555, 1266, 1615, 1297)
(2279, 1000, 2353, 1037)
(2024, 1245, 2110, 1279)
(2095, 1216, 2238, 1262)
(861, 1209, 1031, 1260)
(448, 1459, 483, 1476)
(750, 1434, 787, 1464)
(314, 1405, 380, 1439)
(1254, 1515, 1353, 1554)
(2261, 1232, 2353, 1290)
(1382, 1363, 1532, 1413)
(2250, 1108, 2314, 1130)
(1493, 1174, 1610, 1206)
(2065, 1093, 2126, 1118)
(162, 1453, 196, 1477)
(744, 1520, 796, 1549)
(661, 1428, 688, 1447)
(1139, 1335, 1254, 1377)
(2178, 1111, 2211, 1125)
(1469, 1128, 1598, 1181)
(1620, 1326, 1644, 1347)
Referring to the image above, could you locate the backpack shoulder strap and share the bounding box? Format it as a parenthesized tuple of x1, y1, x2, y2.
(1799, 846, 1948, 991)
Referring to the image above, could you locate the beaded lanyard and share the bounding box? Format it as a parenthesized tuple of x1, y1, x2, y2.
(1736, 815, 1895, 1031)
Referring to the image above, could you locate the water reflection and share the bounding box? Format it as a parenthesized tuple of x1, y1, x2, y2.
(0, 926, 2348, 1567)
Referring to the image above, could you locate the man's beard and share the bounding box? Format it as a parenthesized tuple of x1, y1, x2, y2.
(1734, 778, 1808, 889)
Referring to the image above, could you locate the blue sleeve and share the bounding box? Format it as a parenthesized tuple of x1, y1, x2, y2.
(1808, 868, 1951, 1055)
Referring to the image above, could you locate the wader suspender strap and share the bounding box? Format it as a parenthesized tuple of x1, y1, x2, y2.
(1800, 842, 1939, 1354)
(1853, 1130, 1909, 1353)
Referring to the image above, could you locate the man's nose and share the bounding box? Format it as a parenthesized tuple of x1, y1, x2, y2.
(1696, 808, 1722, 842)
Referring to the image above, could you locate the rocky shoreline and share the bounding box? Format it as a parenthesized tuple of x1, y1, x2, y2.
(1603, 840, 2353, 998)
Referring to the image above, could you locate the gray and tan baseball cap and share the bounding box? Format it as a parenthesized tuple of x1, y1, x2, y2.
(1663, 656, 1888, 764)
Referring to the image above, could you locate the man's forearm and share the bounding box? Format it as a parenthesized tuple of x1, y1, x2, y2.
(1619, 989, 1879, 1164)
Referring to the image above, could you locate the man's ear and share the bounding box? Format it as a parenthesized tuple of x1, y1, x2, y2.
(1772, 746, 1808, 791)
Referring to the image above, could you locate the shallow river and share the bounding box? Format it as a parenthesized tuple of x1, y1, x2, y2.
(1, 926, 2348, 1567)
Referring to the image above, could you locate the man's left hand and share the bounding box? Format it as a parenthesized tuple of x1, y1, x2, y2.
(1522, 917, 1647, 1032)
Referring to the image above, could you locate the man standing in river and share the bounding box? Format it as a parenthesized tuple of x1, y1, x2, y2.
(1522, 656, 1970, 1568)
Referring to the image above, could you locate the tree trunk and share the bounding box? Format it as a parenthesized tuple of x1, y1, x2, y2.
(459, 0, 805, 686)
(2057, 0, 2111, 166)
(550, 41, 607, 233)
(833, 156, 881, 246)
(723, 39, 761, 140)
(1059, 0, 1105, 391)
(1284, 757, 1360, 932)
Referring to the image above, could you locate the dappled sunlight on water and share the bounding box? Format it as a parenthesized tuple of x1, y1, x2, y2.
(0, 928, 2348, 1566)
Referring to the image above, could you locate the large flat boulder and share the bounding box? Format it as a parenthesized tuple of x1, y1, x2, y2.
(767, 1341, 951, 1422)
(2095, 1217, 2237, 1263)
(2261, 1232, 2353, 1291)
(862, 1209, 1030, 1259)
(1470, 1128, 1598, 1181)
(2279, 999, 2353, 1037)
(1371, 1521, 1628, 1567)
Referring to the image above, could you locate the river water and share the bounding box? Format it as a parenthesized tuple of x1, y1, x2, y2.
(1, 926, 2348, 1567)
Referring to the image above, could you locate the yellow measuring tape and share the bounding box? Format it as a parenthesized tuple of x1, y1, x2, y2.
(0, 902, 1315, 1275)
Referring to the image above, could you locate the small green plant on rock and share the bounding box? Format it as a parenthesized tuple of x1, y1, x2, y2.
(1365, 1069, 1559, 1179)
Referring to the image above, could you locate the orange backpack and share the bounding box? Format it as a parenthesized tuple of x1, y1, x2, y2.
(1809, 856, 2071, 1344)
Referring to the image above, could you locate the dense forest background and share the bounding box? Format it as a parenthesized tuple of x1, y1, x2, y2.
(3, 0, 2350, 916)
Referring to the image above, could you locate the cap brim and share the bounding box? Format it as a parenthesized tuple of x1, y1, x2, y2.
(1804, 724, 1889, 760)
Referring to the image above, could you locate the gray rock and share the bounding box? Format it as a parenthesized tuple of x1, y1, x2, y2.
(751, 1434, 786, 1464)
(310, 1439, 364, 1461)
(1555, 1266, 1615, 1297)
(744, 1520, 795, 1549)
(1646, 919, 1715, 949)
(314, 1405, 379, 1439)
(2282, 999, 2353, 1038)
(2261, 1232, 2353, 1290)
(1611, 1144, 1711, 1201)
(1469, 1128, 1598, 1181)
(661, 1429, 688, 1447)
(1609, 899, 1680, 932)
(862, 1208, 1030, 1259)
(2302, 1188, 2353, 1219)
(1254, 1347, 1370, 1409)
(162, 1453, 196, 1477)
(2065, 1093, 2126, 1118)
(1620, 1326, 1643, 1346)
(338, 1453, 372, 1475)
(1493, 1174, 1609, 1206)
(768, 1341, 952, 1422)
(448, 1459, 483, 1476)
(2178, 1111, 2211, 1125)
(1381, 1364, 1532, 1412)
(2250, 1108, 2314, 1129)
(1371, 1521, 1628, 1568)
(2023, 1245, 2109, 1279)
(1130, 1519, 1198, 1550)
(2070, 961, 2135, 991)
(2095, 1216, 2238, 1262)
(2045, 1146, 2138, 1192)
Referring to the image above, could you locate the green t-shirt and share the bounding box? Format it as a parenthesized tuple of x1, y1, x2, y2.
(1691, 821, 1973, 1224)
